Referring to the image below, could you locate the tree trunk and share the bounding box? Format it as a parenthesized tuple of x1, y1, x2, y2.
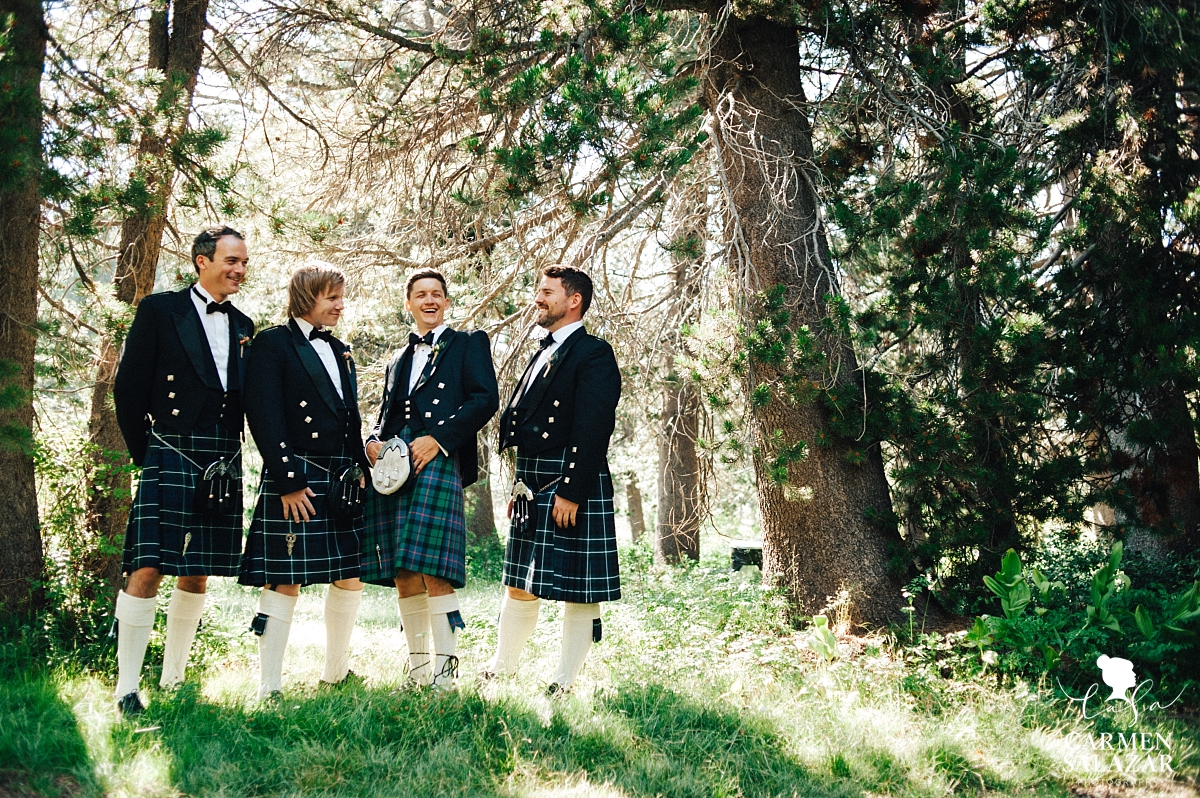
(1125, 385, 1200, 558)
(465, 434, 500, 548)
(626, 473, 646, 543)
(0, 0, 47, 615)
(655, 179, 705, 563)
(83, 0, 212, 599)
(705, 19, 907, 626)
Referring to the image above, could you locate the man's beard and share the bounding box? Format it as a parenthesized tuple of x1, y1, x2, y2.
(536, 305, 564, 328)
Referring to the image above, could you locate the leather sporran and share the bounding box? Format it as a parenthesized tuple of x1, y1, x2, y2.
(329, 464, 366, 522)
(192, 458, 242, 517)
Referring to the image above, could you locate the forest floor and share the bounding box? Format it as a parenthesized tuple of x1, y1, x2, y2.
(1, 544, 1198, 798)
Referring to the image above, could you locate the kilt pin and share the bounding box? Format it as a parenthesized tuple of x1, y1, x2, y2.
(499, 324, 623, 603)
(238, 319, 372, 587)
(115, 287, 254, 577)
(360, 327, 499, 589)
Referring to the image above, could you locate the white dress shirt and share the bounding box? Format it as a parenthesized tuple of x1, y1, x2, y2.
(190, 285, 231, 391)
(294, 316, 344, 400)
(521, 320, 584, 398)
(408, 323, 449, 393)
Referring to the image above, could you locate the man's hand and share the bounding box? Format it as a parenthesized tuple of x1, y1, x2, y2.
(552, 495, 579, 528)
(281, 487, 317, 523)
(409, 435, 442, 473)
(366, 440, 383, 466)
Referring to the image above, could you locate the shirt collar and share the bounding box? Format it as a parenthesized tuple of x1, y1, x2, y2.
(293, 317, 317, 338)
(416, 323, 449, 345)
(192, 283, 222, 307)
(550, 320, 584, 345)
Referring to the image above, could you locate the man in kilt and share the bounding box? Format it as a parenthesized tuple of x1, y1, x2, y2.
(112, 226, 253, 716)
(361, 269, 499, 688)
(239, 263, 371, 698)
(484, 266, 622, 694)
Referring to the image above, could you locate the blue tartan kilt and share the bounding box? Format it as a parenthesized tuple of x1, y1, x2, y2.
(503, 447, 621, 603)
(238, 448, 364, 587)
(123, 424, 245, 577)
(360, 426, 467, 589)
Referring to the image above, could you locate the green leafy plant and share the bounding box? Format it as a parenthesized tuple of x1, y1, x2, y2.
(807, 615, 838, 664)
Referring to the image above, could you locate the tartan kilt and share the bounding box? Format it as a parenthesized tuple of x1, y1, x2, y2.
(238, 448, 364, 587)
(360, 426, 466, 589)
(123, 424, 245, 577)
(503, 447, 621, 603)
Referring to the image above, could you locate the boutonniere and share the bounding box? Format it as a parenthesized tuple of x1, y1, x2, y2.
(238, 335, 251, 358)
(542, 349, 561, 378)
(342, 345, 353, 361)
(429, 339, 448, 367)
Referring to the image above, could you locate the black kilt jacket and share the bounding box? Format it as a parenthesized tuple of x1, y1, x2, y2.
(114, 287, 254, 466)
(244, 320, 371, 495)
(243, 316, 369, 492)
(369, 327, 499, 488)
(499, 327, 621, 505)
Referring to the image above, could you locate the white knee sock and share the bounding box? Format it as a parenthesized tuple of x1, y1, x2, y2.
(114, 591, 158, 698)
(321, 585, 363, 684)
(427, 592, 461, 686)
(553, 602, 601, 688)
(257, 589, 297, 698)
(489, 595, 540, 676)
(397, 592, 432, 685)
(160, 588, 206, 688)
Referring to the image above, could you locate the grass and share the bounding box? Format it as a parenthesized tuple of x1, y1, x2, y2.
(2, 543, 1197, 797)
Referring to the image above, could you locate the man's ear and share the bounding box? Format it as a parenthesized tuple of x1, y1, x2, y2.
(568, 292, 582, 311)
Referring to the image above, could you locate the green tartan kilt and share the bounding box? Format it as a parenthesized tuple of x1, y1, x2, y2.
(360, 427, 466, 588)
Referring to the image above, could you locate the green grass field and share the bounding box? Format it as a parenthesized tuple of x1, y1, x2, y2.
(2, 546, 1196, 797)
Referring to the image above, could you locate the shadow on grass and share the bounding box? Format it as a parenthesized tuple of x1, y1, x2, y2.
(0, 668, 96, 797)
(126, 680, 999, 798)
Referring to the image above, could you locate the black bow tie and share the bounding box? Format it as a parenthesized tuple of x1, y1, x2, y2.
(309, 328, 335, 343)
(410, 331, 435, 347)
(194, 287, 230, 315)
(539, 334, 555, 350)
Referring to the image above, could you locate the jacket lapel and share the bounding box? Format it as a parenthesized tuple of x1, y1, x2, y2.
(411, 327, 458, 395)
(503, 349, 541, 416)
(335, 340, 357, 402)
(172, 289, 221, 390)
(230, 315, 252, 391)
(518, 327, 586, 419)
(288, 319, 344, 414)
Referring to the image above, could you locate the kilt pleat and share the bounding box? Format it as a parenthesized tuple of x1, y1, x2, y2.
(238, 448, 364, 586)
(123, 425, 245, 577)
(360, 426, 466, 588)
(503, 447, 621, 603)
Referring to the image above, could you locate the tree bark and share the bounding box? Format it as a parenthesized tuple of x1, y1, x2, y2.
(83, 0, 212, 599)
(465, 434, 500, 548)
(655, 180, 705, 563)
(0, 0, 47, 615)
(705, 19, 907, 626)
(626, 473, 646, 543)
(1125, 385, 1200, 557)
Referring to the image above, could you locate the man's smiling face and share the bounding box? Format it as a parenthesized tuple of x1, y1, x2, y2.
(406, 277, 448, 333)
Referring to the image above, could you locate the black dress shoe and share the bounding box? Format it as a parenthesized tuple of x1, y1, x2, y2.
(117, 691, 145, 718)
(319, 671, 365, 690)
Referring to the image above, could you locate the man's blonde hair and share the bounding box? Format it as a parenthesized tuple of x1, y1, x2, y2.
(287, 262, 345, 318)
